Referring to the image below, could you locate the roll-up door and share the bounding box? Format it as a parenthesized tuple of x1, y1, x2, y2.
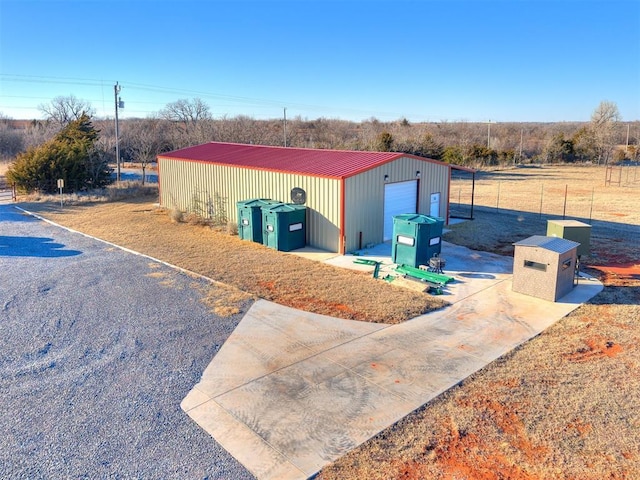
(383, 180, 418, 241)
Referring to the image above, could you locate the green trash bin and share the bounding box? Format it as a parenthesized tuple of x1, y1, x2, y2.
(236, 199, 278, 243)
(261, 203, 307, 252)
(391, 214, 444, 267)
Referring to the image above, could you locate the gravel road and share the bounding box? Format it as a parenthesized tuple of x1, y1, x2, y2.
(0, 205, 255, 479)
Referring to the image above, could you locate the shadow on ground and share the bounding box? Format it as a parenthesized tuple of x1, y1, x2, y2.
(0, 235, 82, 258)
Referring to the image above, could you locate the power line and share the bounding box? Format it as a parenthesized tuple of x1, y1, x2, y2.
(0, 73, 446, 122)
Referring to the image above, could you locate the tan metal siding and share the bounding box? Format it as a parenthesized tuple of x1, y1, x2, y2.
(344, 157, 450, 253)
(159, 159, 341, 252)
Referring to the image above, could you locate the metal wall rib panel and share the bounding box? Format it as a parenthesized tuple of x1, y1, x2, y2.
(344, 156, 450, 253)
(159, 159, 341, 252)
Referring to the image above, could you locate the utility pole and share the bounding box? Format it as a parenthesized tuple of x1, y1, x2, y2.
(518, 129, 523, 164)
(487, 120, 492, 149)
(114, 82, 124, 181)
(283, 107, 287, 147)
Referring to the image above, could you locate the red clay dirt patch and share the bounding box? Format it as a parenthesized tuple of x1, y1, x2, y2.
(589, 263, 640, 287)
(591, 263, 640, 278)
(287, 296, 358, 317)
(565, 336, 624, 362)
(391, 416, 543, 480)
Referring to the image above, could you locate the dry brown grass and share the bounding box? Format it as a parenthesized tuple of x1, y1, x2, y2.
(19, 197, 445, 324)
(451, 164, 640, 225)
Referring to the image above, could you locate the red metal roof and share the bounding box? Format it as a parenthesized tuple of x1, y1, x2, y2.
(158, 142, 450, 179)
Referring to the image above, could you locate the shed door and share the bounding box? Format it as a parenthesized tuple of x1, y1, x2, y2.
(383, 180, 418, 241)
(430, 192, 440, 217)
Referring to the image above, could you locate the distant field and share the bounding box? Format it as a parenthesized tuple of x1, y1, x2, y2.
(450, 164, 640, 226)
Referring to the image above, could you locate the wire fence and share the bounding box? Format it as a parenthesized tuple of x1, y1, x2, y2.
(0, 183, 17, 203)
(450, 165, 640, 225)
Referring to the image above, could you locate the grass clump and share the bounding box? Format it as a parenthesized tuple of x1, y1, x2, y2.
(19, 181, 158, 205)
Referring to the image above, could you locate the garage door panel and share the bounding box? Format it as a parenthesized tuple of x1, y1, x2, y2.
(383, 180, 417, 241)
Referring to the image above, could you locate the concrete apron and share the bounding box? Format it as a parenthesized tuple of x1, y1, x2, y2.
(181, 242, 603, 480)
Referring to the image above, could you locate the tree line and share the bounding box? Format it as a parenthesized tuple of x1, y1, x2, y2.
(1, 96, 637, 193)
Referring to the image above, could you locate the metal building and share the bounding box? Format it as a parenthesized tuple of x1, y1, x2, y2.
(158, 142, 469, 253)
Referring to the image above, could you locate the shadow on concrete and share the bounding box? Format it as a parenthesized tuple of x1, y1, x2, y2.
(0, 236, 82, 258)
(457, 272, 497, 279)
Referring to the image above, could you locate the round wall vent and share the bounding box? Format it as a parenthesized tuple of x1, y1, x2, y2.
(290, 187, 306, 205)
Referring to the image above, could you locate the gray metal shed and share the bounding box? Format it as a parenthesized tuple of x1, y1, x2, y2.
(512, 235, 579, 302)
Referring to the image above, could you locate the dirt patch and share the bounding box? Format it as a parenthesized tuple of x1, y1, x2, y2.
(590, 263, 640, 287)
(565, 337, 624, 362)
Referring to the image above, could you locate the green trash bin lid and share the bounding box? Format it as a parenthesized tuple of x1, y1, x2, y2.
(393, 214, 443, 224)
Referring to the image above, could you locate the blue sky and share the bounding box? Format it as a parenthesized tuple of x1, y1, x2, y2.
(1, 0, 639, 122)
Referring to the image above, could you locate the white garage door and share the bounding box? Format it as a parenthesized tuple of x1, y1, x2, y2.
(383, 180, 418, 241)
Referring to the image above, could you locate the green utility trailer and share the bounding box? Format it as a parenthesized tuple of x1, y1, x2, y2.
(395, 264, 454, 285)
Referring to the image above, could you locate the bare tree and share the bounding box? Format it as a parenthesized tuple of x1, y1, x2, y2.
(38, 95, 95, 126)
(159, 98, 214, 146)
(124, 118, 167, 184)
(0, 114, 25, 159)
(589, 100, 621, 165)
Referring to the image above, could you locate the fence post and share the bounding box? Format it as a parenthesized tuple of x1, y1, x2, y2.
(627, 164, 630, 184)
(539, 183, 544, 218)
(562, 184, 567, 219)
(589, 186, 594, 224)
(496, 181, 501, 212)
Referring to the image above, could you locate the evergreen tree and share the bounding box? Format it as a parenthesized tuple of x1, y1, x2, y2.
(7, 114, 111, 193)
(375, 131, 394, 152)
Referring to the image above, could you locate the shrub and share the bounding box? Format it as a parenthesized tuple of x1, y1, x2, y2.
(227, 221, 238, 236)
(6, 114, 111, 193)
(169, 207, 184, 223)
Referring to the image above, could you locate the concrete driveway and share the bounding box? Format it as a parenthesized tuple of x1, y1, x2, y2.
(182, 242, 603, 480)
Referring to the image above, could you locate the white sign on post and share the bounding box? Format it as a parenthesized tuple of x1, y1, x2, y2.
(57, 179, 64, 207)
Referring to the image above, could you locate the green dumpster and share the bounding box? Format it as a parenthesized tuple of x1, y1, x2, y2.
(391, 214, 444, 267)
(236, 199, 278, 243)
(261, 203, 307, 252)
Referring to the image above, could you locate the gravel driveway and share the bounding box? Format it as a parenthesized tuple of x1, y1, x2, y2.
(0, 205, 254, 479)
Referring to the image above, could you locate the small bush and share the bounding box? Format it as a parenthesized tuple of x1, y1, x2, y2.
(184, 212, 211, 226)
(227, 221, 238, 236)
(169, 207, 184, 223)
(106, 181, 158, 201)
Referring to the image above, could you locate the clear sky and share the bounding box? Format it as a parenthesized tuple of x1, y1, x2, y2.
(1, 0, 639, 123)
